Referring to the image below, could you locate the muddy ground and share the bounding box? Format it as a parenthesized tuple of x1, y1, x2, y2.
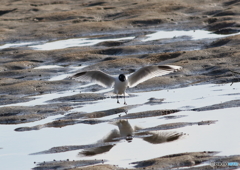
(1, 0, 240, 169)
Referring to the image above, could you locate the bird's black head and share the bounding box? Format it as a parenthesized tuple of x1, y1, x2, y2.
(118, 74, 126, 82)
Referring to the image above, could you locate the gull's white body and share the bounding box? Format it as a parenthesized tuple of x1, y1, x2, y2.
(114, 119, 134, 137)
(71, 65, 182, 104)
(113, 77, 128, 95)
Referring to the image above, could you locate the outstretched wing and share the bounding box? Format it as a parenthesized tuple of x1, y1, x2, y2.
(134, 126, 183, 144)
(71, 71, 115, 88)
(128, 65, 182, 87)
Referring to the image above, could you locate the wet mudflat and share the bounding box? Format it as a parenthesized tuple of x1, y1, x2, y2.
(1, 0, 240, 169)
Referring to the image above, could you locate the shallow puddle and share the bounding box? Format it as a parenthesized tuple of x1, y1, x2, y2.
(1, 29, 239, 51)
(29, 36, 135, 51)
(0, 41, 39, 50)
(143, 29, 240, 42)
(1, 78, 240, 169)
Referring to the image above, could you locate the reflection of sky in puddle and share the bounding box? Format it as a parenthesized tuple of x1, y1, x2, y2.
(35, 65, 87, 81)
(0, 36, 134, 51)
(0, 41, 38, 50)
(143, 29, 240, 42)
(29, 36, 134, 50)
(1, 81, 240, 170)
(33, 65, 64, 69)
(1, 30, 239, 51)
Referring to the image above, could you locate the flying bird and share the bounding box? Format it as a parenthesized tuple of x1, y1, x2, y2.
(71, 65, 182, 104)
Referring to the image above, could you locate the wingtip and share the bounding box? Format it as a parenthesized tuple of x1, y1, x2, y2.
(71, 72, 87, 79)
(66, 71, 87, 80)
(65, 76, 72, 80)
(73, 72, 87, 77)
(161, 65, 183, 72)
(173, 65, 183, 72)
(158, 65, 182, 71)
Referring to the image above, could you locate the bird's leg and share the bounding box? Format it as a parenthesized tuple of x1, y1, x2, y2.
(124, 93, 127, 105)
(117, 94, 120, 104)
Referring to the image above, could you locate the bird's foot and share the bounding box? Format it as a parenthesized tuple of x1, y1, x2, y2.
(117, 101, 120, 104)
(124, 102, 127, 105)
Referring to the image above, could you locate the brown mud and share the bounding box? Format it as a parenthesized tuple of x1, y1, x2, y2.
(1, 0, 240, 169)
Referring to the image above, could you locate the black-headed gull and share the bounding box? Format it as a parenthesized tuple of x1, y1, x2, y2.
(79, 119, 183, 156)
(71, 65, 182, 104)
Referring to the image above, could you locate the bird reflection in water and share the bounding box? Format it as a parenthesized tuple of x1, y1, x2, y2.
(79, 119, 183, 156)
